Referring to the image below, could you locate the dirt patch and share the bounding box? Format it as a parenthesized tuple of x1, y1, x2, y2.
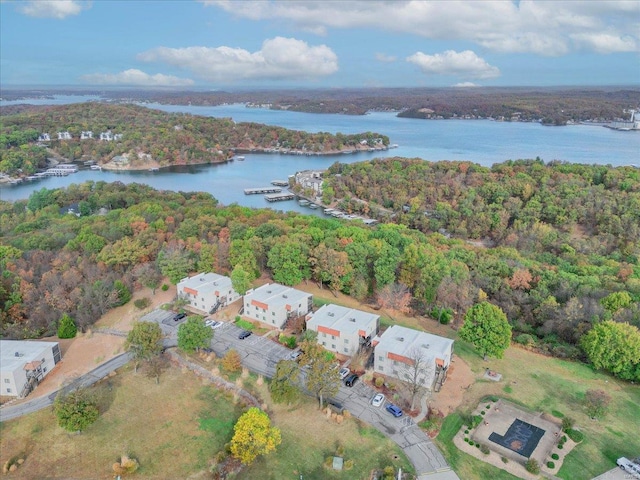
(12, 284, 176, 402)
(429, 357, 476, 415)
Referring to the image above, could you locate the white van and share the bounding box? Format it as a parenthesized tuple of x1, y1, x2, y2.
(617, 457, 640, 479)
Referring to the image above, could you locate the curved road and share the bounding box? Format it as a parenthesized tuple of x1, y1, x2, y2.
(0, 352, 132, 423)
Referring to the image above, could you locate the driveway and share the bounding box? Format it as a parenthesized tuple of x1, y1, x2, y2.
(205, 320, 458, 478)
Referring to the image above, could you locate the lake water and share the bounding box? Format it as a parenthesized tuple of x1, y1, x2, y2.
(1, 96, 639, 212)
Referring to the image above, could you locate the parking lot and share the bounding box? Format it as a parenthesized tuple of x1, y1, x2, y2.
(139, 309, 454, 478)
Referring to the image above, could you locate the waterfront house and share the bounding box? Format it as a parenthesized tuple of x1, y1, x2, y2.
(0, 340, 61, 398)
(243, 283, 313, 329)
(306, 304, 379, 356)
(372, 325, 453, 391)
(57, 131, 72, 140)
(177, 272, 241, 315)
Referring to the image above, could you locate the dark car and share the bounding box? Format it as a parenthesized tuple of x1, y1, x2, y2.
(238, 330, 252, 340)
(385, 404, 403, 417)
(173, 312, 187, 322)
(344, 373, 359, 387)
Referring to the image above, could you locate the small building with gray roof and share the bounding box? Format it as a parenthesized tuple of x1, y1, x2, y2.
(306, 304, 379, 356)
(372, 325, 453, 391)
(243, 283, 313, 329)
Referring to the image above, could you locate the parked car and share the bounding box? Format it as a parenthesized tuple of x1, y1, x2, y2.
(338, 367, 350, 380)
(371, 393, 385, 407)
(618, 458, 640, 478)
(385, 404, 403, 417)
(238, 330, 252, 340)
(206, 319, 221, 329)
(173, 312, 187, 322)
(289, 350, 303, 361)
(344, 373, 359, 387)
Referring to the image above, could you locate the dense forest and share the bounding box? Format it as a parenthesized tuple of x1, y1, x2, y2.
(3, 86, 639, 123)
(0, 103, 389, 176)
(0, 171, 638, 380)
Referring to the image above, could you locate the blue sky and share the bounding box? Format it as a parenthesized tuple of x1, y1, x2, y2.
(1, 0, 639, 89)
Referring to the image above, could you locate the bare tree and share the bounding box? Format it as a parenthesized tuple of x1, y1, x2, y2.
(398, 346, 434, 412)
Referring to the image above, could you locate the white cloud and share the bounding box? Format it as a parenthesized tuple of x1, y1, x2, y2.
(407, 50, 500, 79)
(80, 69, 194, 87)
(202, 0, 640, 55)
(453, 82, 478, 88)
(138, 37, 338, 82)
(18, 0, 89, 19)
(375, 53, 397, 63)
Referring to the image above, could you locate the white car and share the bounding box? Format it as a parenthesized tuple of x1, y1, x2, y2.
(338, 367, 350, 380)
(371, 393, 385, 408)
(205, 319, 221, 329)
(618, 458, 640, 478)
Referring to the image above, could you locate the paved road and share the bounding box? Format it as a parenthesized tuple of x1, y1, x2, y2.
(0, 352, 132, 422)
(207, 320, 458, 479)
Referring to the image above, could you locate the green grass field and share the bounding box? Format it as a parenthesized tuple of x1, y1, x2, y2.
(450, 339, 640, 480)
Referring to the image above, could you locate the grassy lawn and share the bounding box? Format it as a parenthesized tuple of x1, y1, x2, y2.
(238, 395, 414, 480)
(452, 340, 640, 480)
(0, 365, 243, 479)
(435, 414, 519, 480)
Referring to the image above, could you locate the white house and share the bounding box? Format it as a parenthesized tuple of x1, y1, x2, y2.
(57, 131, 72, 140)
(99, 131, 113, 141)
(306, 304, 379, 356)
(0, 340, 61, 398)
(243, 283, 313, 329)
(37, 133, 51, 142)
(373, 325, 453, 391)
(177, 272, 241, 315)
(80, 131, 93, 140)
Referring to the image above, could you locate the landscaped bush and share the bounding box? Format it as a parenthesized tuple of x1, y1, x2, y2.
(486, 404, 491, 409)
(235, 319, 254, 330)
(557, 444, 563, 449)
(475, 443, 480, 448)
(375, 377, 384, 388)
(481, 411, 485, 415)
(134, 297, 151, 309)
(501, 456, 508, 464)
(470, 415, 483, 428)
(562, 416, 574, 431)
(464, 429, 469, 434)
(526, 459, 541, 474)
(464, 437, 469, 442)
(551, 453, 559, 460)
(161, 284, 169, 291)
(547, 461, 555, 469)
(480, 444, 490, 455)
(278, 334, 297, 349)
(566, 429, 585, 443)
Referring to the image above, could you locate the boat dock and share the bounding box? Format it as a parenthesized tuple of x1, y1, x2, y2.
(244, 187, 282, 195)
(264, 192, 295, 202)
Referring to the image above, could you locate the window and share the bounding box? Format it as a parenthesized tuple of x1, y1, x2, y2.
(43, 367, 47, 372)
(201, 297, 204, 301)
(331, 344, 336, 349)
(344, 348, 349, 353)
(3, 379, 9, 384)
(6, 388, 10, 393)
(272, 319, 275, 324)
(272, 311, 275, 315)
(378, 356, 384, 362)
(344, 339, 349, 344)
(322, 332, 326, 338)
(322, 341, 326, 346)
(378, 366, 384, 371)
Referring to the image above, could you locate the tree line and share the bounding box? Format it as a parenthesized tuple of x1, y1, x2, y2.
(0, 176, 638, 380)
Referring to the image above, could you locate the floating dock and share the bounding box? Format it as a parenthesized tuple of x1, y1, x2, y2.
(244, 187, 282, 195)
(264, 192, 295, 202)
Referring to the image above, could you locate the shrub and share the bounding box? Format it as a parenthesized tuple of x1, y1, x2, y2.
(221, 349, 242, 373)
(566, 429, 585, 443)
(161, 284, 169, 291)
(114, 280, 132, 306)
(375, 377, 384, 388)
(501, 456, 508, 464)
(551, 453, 559, 460)
(515, 333, 537, 347)
(561, 435, 567, 443)
(557, 444, 563, 449)
(488, 395, 499, 402)
(470, 415, 483, 428)
(57, 314, 77, 339)
(475, 443, 480, 448)
(480, 411, 485, 415)
(464, 429, 469, 434)
(134, 297, 151, 309)
(547, 461, 555, 469)
(278, 334, 297, 349)
(525, 459, 540, 474)
(480, 444, 490, 455)
(561, 416, 574, 432)
(486, 404, 491, 409)
(235, 319, 255, 330)
(464, 437, 469, 443)
(344, 459, 354, 470)
(584, 389, 612, 419)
